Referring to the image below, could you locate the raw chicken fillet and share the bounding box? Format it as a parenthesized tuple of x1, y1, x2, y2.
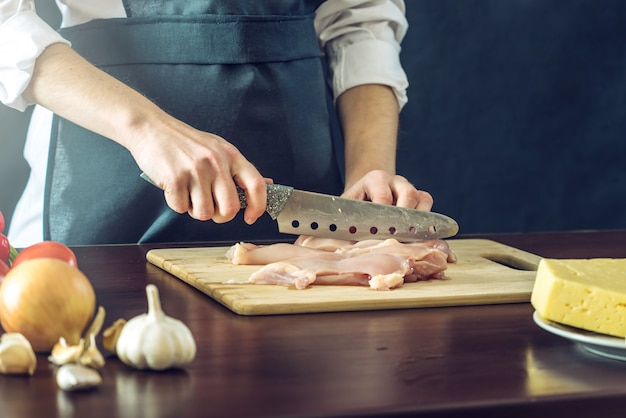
(225, 237, 456, 291)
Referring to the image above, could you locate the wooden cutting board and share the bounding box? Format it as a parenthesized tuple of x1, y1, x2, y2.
(146, 239, 541, 315)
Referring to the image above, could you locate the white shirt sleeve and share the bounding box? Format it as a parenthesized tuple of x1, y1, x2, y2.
(315, 0, 409, 110)
(0, 2, 70, 111)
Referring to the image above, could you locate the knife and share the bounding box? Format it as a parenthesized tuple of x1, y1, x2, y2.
(140, 173, 459, 241)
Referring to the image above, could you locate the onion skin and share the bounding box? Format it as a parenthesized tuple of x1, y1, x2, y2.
(0, 258, 96, 352)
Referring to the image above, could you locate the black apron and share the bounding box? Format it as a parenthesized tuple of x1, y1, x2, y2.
(44, 0, 344, 245)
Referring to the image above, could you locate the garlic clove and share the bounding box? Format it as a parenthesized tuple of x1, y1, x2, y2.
(48, 337, 85, 366)
(79, 333, 105, 369)
(56, 364, 102, 391)
(102, 318, 126, 354)
(83, 306, 106, 350)
(0, 333, 37, 375)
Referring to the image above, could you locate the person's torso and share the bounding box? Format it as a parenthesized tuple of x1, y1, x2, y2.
(46, 0, 342, 245)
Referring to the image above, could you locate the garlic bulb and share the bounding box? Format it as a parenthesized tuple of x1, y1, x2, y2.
(0, 333, 37, 375)
(116, 284, 196, 370)
(56, 364, 101, 391)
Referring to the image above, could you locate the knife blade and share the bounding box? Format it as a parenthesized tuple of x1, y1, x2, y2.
(140, 173, 459, 241)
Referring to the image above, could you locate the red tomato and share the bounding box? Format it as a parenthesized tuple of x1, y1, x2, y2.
(0, 234, 9, 265)
(12, 241, 78, 269)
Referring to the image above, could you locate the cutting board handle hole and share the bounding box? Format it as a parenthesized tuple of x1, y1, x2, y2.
(481, 253, 538, 271)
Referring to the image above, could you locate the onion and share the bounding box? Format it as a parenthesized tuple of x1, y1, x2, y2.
(0, 258, 96, 352)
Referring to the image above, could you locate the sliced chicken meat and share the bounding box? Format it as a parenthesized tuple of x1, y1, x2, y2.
(226, 237, 456, 290)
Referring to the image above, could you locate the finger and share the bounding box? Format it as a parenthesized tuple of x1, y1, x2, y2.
(340, 184, 366, 201)
(209, 176, 242, 224)
(162, 177, 192, 215)
(392, 185, 418, 209)
(359, 174, 394, 205)
(234, 169, 267, 225)
(415, 191, 434, 211)
(391, 176, 433, 210)
(183, 168, 219, 221)
(395, 187, 433, 211)
(397, 188, 434, 211)
(187, 195, 217, 221)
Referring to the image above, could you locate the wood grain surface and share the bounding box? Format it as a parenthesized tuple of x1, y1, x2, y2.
(146, 239, 542, 315)
(3, 231, 626, 418)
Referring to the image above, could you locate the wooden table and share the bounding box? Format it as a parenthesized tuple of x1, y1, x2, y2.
(2, 230, 626, 418)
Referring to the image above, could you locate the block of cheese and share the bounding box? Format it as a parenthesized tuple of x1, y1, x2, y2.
(531, 258, 626, 338)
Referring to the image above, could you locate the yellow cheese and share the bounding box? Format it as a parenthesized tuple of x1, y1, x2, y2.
(531, 258, 626, 338)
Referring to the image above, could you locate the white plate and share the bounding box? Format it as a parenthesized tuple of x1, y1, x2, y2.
(533, 311, 626, 361)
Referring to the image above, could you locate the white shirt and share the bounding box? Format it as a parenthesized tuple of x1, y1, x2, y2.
(0, 0, 409, 246)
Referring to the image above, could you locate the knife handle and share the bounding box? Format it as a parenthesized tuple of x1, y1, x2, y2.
(140, 173, 292, 220)
(238, 183, 293, 220)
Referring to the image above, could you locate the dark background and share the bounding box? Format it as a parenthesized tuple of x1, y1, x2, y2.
(396, 0, 626, 234)
(2, 1, 626, 235)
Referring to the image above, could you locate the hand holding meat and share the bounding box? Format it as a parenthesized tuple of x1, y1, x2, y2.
(342, 170, 433, 211)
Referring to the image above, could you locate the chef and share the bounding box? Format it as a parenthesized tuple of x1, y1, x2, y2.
(1, 0, 432, 246)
